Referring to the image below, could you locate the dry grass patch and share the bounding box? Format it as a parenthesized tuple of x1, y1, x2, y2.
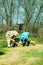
(0, 44, 43, 65)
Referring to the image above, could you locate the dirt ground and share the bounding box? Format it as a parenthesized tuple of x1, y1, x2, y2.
(0, 44, 43, 65)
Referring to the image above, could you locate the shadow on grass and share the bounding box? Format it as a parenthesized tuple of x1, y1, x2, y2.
(0, 51, 5, 55)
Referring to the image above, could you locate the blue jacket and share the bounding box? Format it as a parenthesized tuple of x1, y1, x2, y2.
(20, 32, 30, 40)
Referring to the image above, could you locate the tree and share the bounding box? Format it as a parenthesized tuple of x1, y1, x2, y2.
(0, 0, 16, 30)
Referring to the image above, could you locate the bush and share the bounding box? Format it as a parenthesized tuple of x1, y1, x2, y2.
(0, 33, 7, 48)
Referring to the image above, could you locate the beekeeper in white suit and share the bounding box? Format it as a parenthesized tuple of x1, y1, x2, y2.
(6, 30, 19, 47)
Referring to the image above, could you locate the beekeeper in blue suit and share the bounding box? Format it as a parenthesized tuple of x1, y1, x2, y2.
(20, 32, 30, 46)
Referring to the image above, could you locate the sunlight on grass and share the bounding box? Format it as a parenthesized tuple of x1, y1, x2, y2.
(30, 37, 43, 44)
(0, 33, 43, 65)
(0, 45, 43, 65)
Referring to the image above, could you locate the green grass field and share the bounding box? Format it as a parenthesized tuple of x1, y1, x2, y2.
(30, 37, 43, 44)
(0, 33, 43, 65)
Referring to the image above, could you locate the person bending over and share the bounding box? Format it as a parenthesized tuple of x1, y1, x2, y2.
(20, 32, 30, 46)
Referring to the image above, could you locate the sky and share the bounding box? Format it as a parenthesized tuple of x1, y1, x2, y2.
(13, 4, 25, 24)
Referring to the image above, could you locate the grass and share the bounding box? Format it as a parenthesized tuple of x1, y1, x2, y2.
(30, 37, 43, 44)
(0, 33, 8, 55)
(0, 33, 7, 47)
(0, 44, 43, 65)
(0, 47, 9, 56)
(0, 33, 43, 65)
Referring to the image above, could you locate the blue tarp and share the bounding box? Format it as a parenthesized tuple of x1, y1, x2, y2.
(20, 32, 30, 40)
